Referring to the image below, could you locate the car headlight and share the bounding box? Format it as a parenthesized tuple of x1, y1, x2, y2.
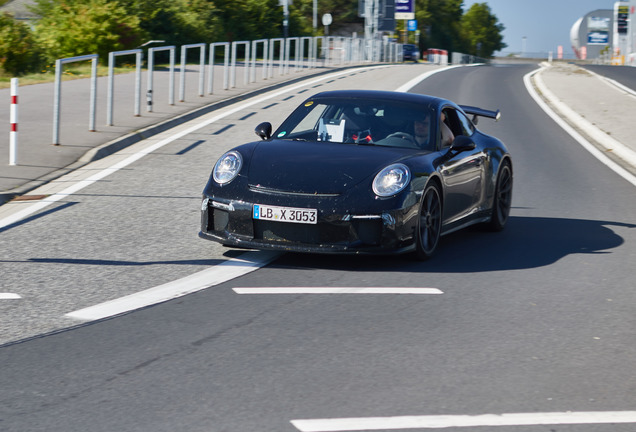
(372, 163, 411, 197)
(213, 151, 243, 185)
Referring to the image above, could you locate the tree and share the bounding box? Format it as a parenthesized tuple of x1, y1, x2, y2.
(461, 3, 506, 58)
(34, 0, 143, 64)
(430, 0, 465, 51)
(116, 0, 220, 47)
(0, 12, 43, 75)
(415, 0, 467, 53)
(211, 0, 283, 41)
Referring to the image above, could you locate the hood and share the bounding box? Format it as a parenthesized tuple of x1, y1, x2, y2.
(246, 140, 411, 194)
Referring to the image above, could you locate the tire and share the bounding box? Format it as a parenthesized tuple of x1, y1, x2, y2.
(487, 160, 513, 232)
(414, 183, 442, 260)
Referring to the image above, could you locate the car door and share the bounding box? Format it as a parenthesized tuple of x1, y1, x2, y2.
(438, 107, 487, 224)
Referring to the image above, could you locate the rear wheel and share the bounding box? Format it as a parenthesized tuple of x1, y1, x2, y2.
(487, 160, 513, 231)
(414, 183, 442, 260)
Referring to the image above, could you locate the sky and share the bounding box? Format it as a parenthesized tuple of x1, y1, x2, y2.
(462, 0, 620, 55)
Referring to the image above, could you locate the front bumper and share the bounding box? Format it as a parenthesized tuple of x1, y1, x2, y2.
(199, 196, 419, 255)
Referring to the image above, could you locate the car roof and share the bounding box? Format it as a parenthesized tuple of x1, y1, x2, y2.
(309, 90, 449, 110)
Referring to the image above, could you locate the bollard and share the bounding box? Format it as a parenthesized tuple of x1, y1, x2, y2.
(10, 78, 18, 166)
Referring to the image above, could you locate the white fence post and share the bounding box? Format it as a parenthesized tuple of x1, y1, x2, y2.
(250, 39, 269, 83)
(208, 42, 230, 94)
(52, 54, 99, 145)
(268, 38, 284, 78)
(107, 49, 143, 125)
(147, 46, 176, 111)
(179, 43, 206, 102)
(10, 78, 18, 166)
(230, 41, 250, 88)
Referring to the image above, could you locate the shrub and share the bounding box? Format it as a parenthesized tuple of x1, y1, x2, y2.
(0, 12, 43, 76)
(34, 0, 143, 64)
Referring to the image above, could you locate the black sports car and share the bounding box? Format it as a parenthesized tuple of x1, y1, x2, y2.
(200, 90, 512, 259)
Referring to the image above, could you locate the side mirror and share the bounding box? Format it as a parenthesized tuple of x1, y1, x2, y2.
(255, 122, 272, 140)
(450, 135, 476, 153)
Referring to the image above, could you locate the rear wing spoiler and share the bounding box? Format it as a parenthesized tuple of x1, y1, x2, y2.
(459, 105, 501, 124)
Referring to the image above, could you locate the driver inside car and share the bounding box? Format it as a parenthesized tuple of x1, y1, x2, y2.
(413, 115, 431, 149)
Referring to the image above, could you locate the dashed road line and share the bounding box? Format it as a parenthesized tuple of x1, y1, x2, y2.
(0, 293, 21, 300)
(233, 287, 443, 295)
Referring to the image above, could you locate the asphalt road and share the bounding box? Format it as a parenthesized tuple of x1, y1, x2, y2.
(2, 63, 636, 432)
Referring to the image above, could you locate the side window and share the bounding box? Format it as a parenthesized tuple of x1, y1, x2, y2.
(456, 110, 475, 136)
(440, 108, 456, 148)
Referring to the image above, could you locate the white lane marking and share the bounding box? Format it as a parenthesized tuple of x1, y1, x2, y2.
(394, 64, 471, 93)
(0, 66, 388, 231)
(233, 287, 443, 295)
(291, 411, 636, 431)
(0, 293, 21, 300)
(65, 251, 280, 321)
(525, 66, 636, 188)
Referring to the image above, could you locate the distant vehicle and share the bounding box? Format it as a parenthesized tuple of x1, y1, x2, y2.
(199, 90, 512, 259)
(402, 44, 420, 62)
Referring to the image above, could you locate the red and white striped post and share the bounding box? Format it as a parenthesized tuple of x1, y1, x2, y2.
(10, 78, 18, 166)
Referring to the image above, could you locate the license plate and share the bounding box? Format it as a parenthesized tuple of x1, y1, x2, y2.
(253, 204, 317, 224)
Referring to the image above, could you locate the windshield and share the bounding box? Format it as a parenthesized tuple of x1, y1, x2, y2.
(272, 98, 434, 151)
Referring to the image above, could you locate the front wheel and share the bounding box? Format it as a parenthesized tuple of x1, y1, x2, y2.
(486, 160, 513, 231)
(414, 183, 442, 260)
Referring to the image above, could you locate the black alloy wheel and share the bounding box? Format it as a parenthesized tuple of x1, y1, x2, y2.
(487, 160, 513, 231)
(415, 183, 442, 260)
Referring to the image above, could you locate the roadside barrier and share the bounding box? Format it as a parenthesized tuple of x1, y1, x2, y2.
(147, 46, 176, 111)
(208, 42, 229, 93)
(52, 54, 98, 145)
(179, 43, 206, 102)
(107, 49, 143, 125)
